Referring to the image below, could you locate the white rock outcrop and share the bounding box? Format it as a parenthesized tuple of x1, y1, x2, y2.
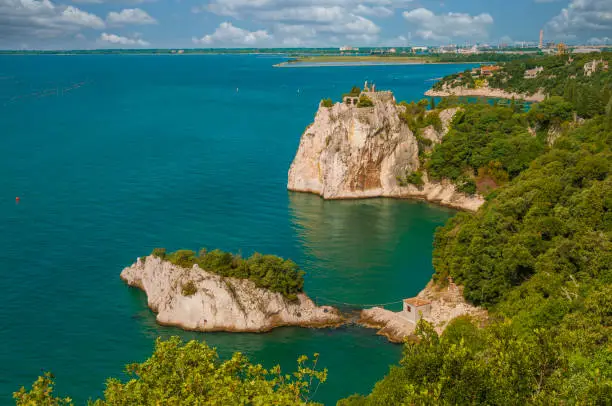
(121, 256, 343, 332)
(360, 281, 488, 343)
(287, 91, 484, 211)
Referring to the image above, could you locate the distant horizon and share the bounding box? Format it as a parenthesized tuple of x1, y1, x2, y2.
(1, 45, 610, 53)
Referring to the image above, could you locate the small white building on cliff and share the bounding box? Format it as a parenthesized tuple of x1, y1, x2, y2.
(403, 298, 432, 323)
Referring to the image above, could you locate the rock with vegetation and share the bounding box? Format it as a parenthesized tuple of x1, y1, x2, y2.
(120, 251, 343, 332)
(287, 90, 484, 211)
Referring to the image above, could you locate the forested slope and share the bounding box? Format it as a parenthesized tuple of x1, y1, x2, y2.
(339, 83, 611, 406)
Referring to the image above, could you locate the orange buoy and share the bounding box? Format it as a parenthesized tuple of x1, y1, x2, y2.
(15, 197, 20, 202)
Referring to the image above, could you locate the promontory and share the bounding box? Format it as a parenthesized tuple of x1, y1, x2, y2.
(287, 88, 484, 211)
(121, 249, 343, 332)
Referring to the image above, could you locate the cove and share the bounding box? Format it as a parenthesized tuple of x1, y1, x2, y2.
(0, 55, 462, 404)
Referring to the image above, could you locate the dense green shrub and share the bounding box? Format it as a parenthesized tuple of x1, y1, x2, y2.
(356, 94, 374, 108)
(151, 248, 166, 259)
(151, 248, 305, 300)
(321, 98, 333, 108)
(397, 170, 424, 187)
(427, 104, 545, 185)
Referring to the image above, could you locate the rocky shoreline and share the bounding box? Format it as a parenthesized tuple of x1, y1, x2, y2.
(359, 281, 488, 343)
(122, 256, 486, 343)
(425, 87, 546, 102)
(287, 91, 484, 212)
(121, 256, 344, 333)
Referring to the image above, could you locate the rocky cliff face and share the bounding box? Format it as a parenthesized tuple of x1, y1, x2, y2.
(287, 91, 484, 211)
(121, 256, 343, 332)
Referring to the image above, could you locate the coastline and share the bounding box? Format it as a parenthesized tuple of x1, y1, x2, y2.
(275, 61, 486, 68)
(425, 87, 546, 102)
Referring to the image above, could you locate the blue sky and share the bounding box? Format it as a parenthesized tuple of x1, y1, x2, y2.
(1, 0, 611, 49)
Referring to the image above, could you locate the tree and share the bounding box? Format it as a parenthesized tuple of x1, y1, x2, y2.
(15, 338, 327, 405)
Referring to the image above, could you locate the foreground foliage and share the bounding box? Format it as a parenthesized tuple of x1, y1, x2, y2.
(151, 248, 305, 300)
(15, 337, 326, 405)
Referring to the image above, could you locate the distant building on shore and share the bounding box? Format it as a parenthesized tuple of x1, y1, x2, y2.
(340, 46, 359, 52)
(480, 65, 502, 77)
(411, 46, 428, 54)
(573, 47, 602, 54)
(437, 45, 458, 54)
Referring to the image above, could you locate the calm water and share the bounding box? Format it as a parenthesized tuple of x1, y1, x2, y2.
(0, 55, 471, 404)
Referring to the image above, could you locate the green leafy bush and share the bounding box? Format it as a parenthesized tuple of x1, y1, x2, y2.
(15, 338, 326, 405)
(321, 98, 333, 108)
(357, 94, 374, 108)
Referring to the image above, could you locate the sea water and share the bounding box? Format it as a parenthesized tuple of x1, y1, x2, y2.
(0, 55, 474, 404)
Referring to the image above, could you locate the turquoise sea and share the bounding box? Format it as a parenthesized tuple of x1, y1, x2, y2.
(0, 55, 476, 404)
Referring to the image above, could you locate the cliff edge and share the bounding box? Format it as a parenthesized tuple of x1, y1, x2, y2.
(121, 256, 343, 332)
(287, 91, 484, 211)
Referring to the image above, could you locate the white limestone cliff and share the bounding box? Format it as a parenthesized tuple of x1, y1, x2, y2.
(287, 91, 484, 211)
(121, 256, 343, 332)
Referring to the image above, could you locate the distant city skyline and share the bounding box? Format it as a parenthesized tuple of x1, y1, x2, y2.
(0, 0, 611, 50)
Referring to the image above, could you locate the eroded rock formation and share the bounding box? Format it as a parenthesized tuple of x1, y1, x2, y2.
(121, 256, 343, 332)
(287, 91, 484, 211)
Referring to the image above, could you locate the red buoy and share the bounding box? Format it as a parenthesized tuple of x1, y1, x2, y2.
(15, 197, 20, 202)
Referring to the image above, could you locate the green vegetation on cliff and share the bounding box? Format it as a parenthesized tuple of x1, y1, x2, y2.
(151, 248, 305, 300)
(426, 103, 544, 194)
(340, 60, 611, 404)
(15, 337, 326, 405)
(341, 115, 611, 405)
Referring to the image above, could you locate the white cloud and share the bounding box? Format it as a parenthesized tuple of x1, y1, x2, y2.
(107, 8, 156, 25)
(587, 36, 611, 44)
(73, 0, 155, 3)
(200, 0, 416, 45)
(0, 0, 105, 43)
(547, 0, 612, 37)
(355, 4, 393, 17)
(99, 32, 150, 46)
(403, 7, 494, 42)
(62, 5, 105, 28)
(192, 22, 271, 46)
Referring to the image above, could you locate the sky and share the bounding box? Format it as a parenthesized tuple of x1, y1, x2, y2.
(1, 0, 611, 50)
